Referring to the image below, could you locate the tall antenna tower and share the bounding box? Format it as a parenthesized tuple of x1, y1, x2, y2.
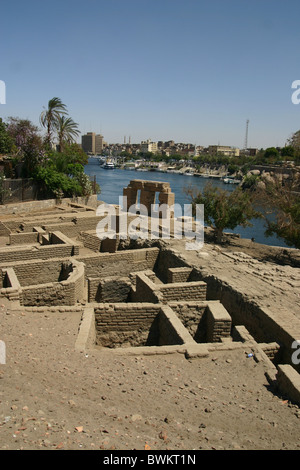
(244, 119, 249, 149)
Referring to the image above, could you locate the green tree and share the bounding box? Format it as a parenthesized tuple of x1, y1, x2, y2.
(40, 97, 67, 147)
(264, 147, 280, 162)
(252, 172, 300, 248)
(287, 130, 300, 151)
(0, 118, 13, 154)
(6, 117, 46, 177)
(186, 182, 261, 243)
(34, 166, 83, 198)
(280, 145, 295, 159)
(286, 130, 300, 164)
(55, 115, 80, 153)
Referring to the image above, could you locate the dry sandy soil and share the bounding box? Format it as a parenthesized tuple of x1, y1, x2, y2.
(0, 235, 300, 452)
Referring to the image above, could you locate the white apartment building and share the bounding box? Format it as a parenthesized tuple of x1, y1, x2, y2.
(208, 145, 240, 157)
(141, 139, 158, 154)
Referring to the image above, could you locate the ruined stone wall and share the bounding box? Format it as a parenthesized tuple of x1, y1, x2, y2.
(94, 303, 193, 349)
(0, 243, 78, 264)
(132, 271, 207, 304)
(186, 264, 300, 370)
(94, 303, 161, 348)
(159, 281, 207, 303)
(77, 247, 159, 279)
(1, 258, 67, 286)
(133, 272, 162, 303)
(9, 232, 40, 245)
(43, 215, 104, 239)
(168, 301, 207, 343)
(123, 180, 175, 217)
(205, 301, 232, 342)
(88, 277, 131, 303)
(0, 221, 11, 236)
(0, 195, 98, 216)
(158, 306, 193, 346)
(155, 248, 190, 283)
(167, 267, 193, 283)
(80, 231, 101, 252)
(20, 260, 85, 306)
(0, 267, 21, 302)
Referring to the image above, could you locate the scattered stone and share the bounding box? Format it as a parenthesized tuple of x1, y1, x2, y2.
(131, 414, 142, 422)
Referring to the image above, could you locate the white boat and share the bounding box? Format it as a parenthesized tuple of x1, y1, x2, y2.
(223, 177, 240, 184)
(103, 161, 115, 169)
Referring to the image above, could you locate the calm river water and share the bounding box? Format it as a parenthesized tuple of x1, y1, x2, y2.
(84, 157, 289, 248)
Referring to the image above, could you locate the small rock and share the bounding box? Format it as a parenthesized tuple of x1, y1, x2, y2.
(159, 430, 168, 441)
(131, 414, 142, 422)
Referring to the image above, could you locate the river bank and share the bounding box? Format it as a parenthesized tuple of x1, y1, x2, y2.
(84, 160, 292, 248)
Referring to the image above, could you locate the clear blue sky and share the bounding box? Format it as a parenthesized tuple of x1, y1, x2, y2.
(1, 0, 300, 149)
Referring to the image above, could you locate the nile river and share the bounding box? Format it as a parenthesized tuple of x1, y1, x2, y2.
(84, 157, 290, 248)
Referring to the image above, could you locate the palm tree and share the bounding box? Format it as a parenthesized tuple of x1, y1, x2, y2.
(56, 115, 80, 153)
(40, 97, 68, 147)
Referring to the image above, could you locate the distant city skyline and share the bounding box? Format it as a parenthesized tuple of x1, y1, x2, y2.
(1, 0, 300, 149)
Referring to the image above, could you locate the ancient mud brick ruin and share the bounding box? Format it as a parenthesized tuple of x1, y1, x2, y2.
(0, 183, 300, 404)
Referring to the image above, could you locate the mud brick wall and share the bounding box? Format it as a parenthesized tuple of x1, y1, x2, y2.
(0, 221, 11, 236)
(77, 247, 159, 279)
(94, 303, 192, 348)
(9, 232, 40, 245)
(206, 301, 232, 342)
(155, 248, 190, 283)
(159, 281, 207, 303)
(80, 231, 101, 252)
(88, 277, 131, 302)
(43, 215, 105, 239)
(260, 342, 282, 363)
(20, 260, 85, 306)
(0, 195, 98, 215)
(131, 271, 162, 304)
(276, 365, 300, 406)
(132, 272, 162, 303)
(100, 237, 120, 253)
(167, 267, 192, 283)
(143, 270, 158, 283)
(21, 282, 71, 306)
(94, 303, 162, 348)
(0, 220, 21, 233)
(0, 242, 78, 264)
(132, 272, 207, 304)
(158, 306, 194, 346)
(190, 264, 300, 370)
(1, 258, 67, 286)
(0, 267, 21, 302)
(168, 301, 207, 343)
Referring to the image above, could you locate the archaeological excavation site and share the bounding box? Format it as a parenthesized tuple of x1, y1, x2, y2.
(1, 180, 300, 411)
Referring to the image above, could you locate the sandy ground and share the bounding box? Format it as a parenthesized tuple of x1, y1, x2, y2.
(1, 305, 300, 452)
(0, 234, 300, 452)
(167, 234, 300, 321)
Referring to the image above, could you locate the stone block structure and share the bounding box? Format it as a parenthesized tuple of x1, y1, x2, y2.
(123, 180, 175, 217)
